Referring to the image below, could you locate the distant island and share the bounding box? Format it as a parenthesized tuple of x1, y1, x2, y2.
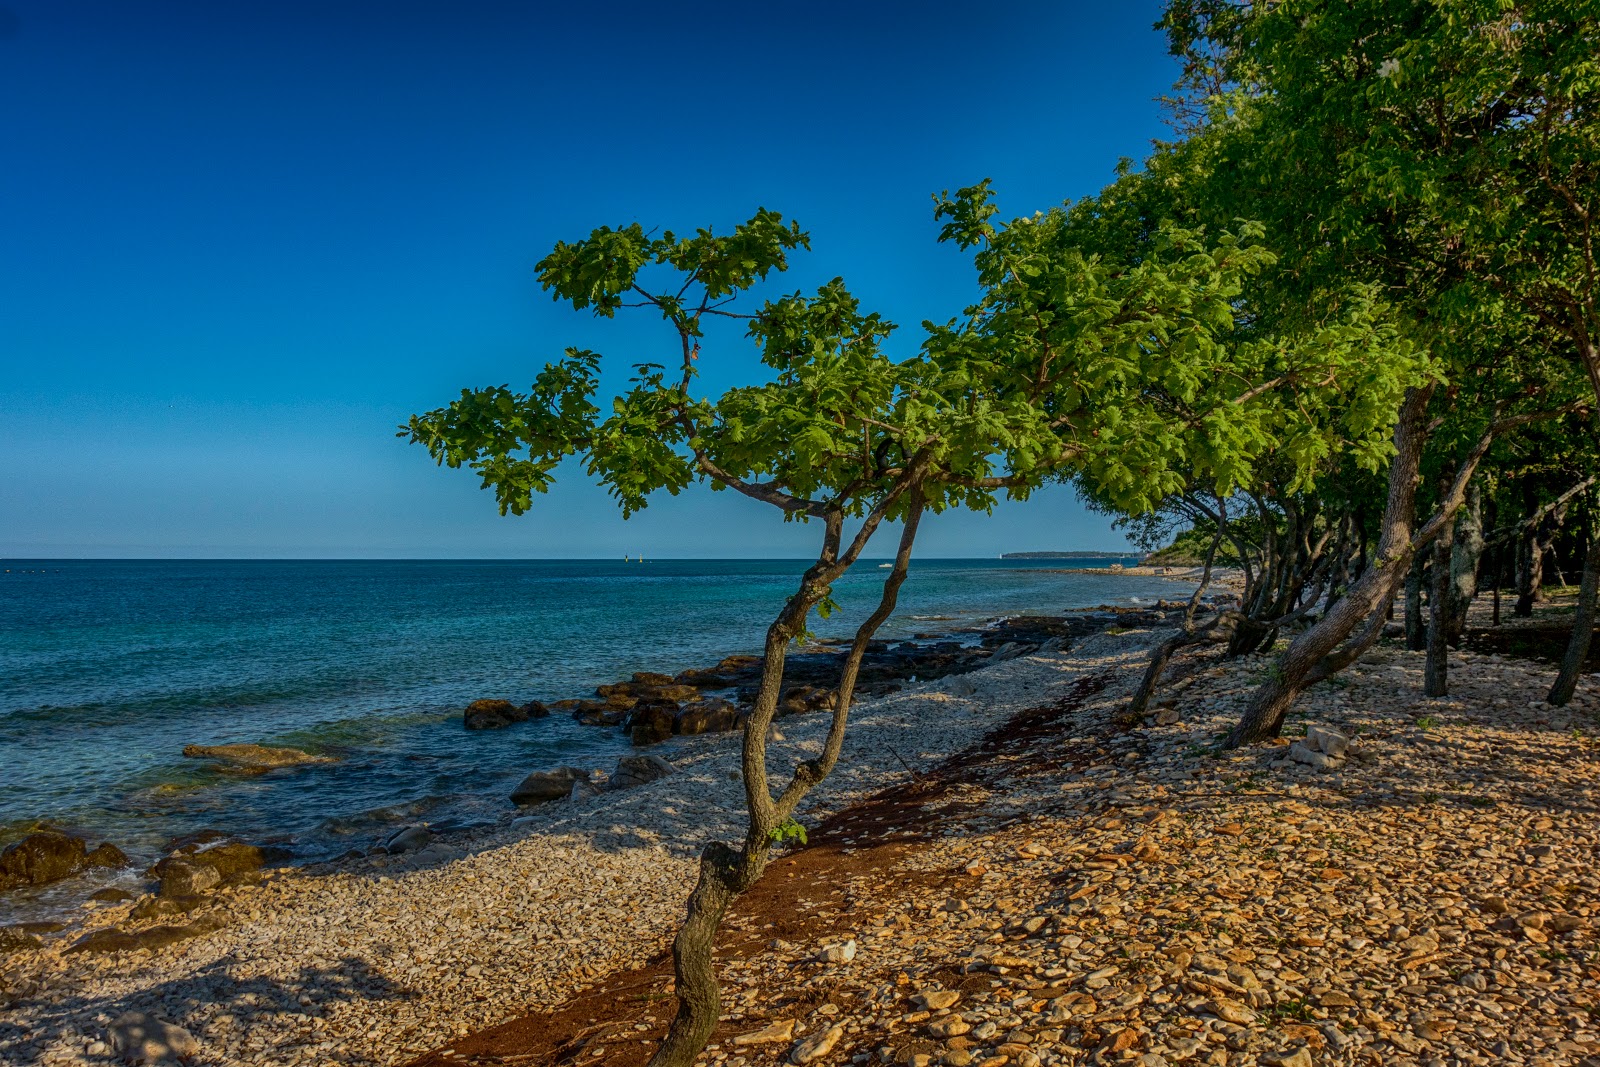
(1000, 551, 1139, 559)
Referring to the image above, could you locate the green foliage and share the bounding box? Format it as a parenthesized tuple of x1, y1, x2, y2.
(767, 818, 808, 847)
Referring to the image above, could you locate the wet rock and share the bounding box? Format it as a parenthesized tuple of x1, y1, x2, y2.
(157, 858, 221, 898)
(511, 766, 591, 805)
(675, 698, 740, 735)
(0, 831, 89, 888)
(0, 927, 42, 956)
(629, 701, 677, 746)
(108, 1011, 200, 1062)
(181, 742, 336, 769)
(608, 754, 674, 790)
(462, 700, 528, 730)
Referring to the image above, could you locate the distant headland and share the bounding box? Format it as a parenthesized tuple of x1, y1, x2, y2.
(999, 551, 1138, 559)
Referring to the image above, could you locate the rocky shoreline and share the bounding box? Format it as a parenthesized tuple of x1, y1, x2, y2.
(0, 602, 1190, 932)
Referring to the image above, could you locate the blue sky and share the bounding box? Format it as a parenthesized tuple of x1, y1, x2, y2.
(0, 1, 1178, 558)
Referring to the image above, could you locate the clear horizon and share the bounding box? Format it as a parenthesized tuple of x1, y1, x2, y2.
(0, 1, 1175, 557)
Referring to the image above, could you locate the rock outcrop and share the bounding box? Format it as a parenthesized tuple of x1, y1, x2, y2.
(674, 697, 739, 735)
(462, 699, 546, 730)
(627, 701, 676, 746)
(0, 831, 127, 891)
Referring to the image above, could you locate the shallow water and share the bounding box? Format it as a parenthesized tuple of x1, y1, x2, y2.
(0, 558, 1179, 881)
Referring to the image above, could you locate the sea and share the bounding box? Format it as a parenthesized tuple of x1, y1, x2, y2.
(0, 557, 1180, 916)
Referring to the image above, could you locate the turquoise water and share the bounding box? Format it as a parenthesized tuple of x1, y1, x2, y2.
(0, 558, 1176, 870)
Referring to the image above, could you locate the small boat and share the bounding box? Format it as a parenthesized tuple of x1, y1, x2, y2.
(878, 563, 892, 568)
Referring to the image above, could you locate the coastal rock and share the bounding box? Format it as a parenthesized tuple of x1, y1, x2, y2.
(108, 1012, 200, 1063)
(675, 698, 740, 735)
(462, 700, 527, 730)
(157, 859, 221, 898)
(0, 831, 123, 889)
(151, 839, 283, 897)
(511, 766, 591, 805)
(384, 825, 433, 854)
(181, 742, 335, 769)
(629, 702, 677, 746)
(0, 927, 42, 956)
(777, 685, 836, 718)
(608, 754, 673, 790)
(568, 701, 625, 726)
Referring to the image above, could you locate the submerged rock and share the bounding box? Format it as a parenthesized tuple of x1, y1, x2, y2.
(384, 825, 433, 854)
(181, 743, 335, 770)
(462, 699, 528, 730)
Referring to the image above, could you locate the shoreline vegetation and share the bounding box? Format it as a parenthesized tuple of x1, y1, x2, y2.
(0, 592, 1595, 1067)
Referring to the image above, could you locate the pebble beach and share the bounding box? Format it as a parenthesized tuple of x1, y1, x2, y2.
(3, 612, 1599, 1067)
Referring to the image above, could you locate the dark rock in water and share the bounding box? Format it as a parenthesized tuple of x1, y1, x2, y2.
(157, 859, 221, 898)
(90, 887, 135, 903)
(85, 842, 128, 870)
(463, 699, 528, 730)
(675, 698, 739, 735)
(631, 671, 675, 686)
(629, 701, 677, 746)
(181, 742, 335, 770)
(609, 754, 673, 790)
(571, 701, 626, 726)
(676, 655, 760, 688)
(384, 824, 433, 854)
(520, 700, 550, 718)
(0, 831, 87, 888)
(511, 766, 591, 805)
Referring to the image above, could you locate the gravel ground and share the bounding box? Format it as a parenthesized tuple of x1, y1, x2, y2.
(677, 633, 1600, 1067)
(0, 629, 1141, 1067)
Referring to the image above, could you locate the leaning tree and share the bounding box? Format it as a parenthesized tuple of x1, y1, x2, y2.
(404, 179, 1391, 1065)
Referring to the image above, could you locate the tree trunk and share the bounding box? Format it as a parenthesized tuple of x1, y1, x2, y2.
(1446, 482, 1483, 643)
(1515, 524, 1544, 617)
(649, 492, 927, 1067)
(1425, 516, 1453, 698)
(1547, 529, 1600, 707)
(1225, 386, 1435, 747)
(1404, 553, 1427, 652)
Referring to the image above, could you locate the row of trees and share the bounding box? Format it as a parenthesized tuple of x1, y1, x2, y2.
(404, 3, 1596, 1064)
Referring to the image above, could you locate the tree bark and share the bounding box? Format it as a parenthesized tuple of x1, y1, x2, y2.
(1424, 513, 1454, 698)
(1225, 386, 1436, 747)
(1547, 528, 1600, 707)
(1404, 553, 1427, 652)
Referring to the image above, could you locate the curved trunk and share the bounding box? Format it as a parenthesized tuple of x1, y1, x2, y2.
(1547, 530, 1600, 707)
(648, 493, 927, 1067)
(1226, 386, 1434, 747)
